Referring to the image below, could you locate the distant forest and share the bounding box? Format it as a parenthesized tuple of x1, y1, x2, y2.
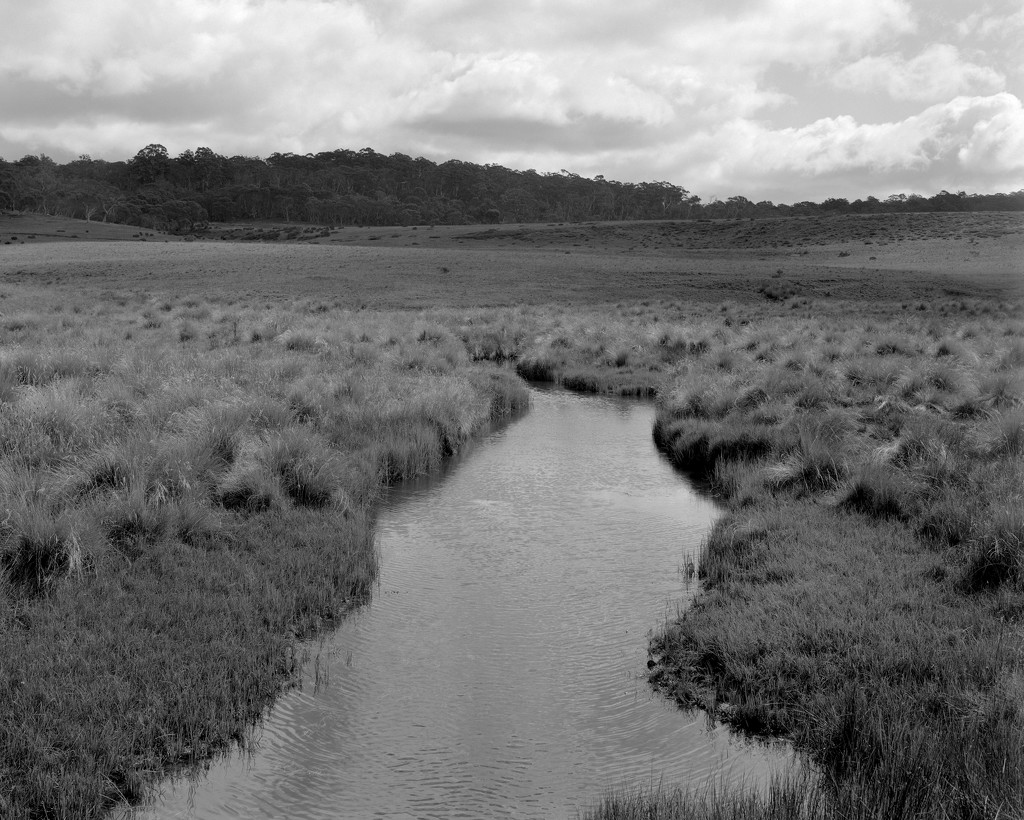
(2, 144, 1022, 233)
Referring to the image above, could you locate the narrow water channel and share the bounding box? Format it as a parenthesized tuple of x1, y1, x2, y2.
(126, 387, 788, 819)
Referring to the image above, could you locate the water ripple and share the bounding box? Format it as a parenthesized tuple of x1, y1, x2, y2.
(126, 388, 788, 820)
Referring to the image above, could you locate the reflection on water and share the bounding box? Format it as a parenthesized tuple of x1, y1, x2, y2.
(125, 387, 790, 820)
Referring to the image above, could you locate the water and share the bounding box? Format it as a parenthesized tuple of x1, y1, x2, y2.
(126, 387, 788, 819)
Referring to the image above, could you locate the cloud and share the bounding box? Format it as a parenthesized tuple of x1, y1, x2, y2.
(833, 44, 1005, 101)
(0, 0, 1018, 201)
(955, 94, 1024, 172)
(957, 5, 1024, 39)
(671, 93, 1024, 198)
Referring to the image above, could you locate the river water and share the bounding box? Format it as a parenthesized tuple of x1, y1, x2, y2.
(125, 387, 788, 819)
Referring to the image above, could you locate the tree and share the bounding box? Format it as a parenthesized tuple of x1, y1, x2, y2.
(128, 144, 171, 186)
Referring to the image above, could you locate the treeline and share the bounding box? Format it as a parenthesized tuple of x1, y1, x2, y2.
(1, 144, 1022, 233)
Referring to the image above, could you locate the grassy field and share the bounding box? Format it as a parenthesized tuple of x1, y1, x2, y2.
(0, 211, 1021, 818)
(0, 284, 527, 817)
(636, 302, 1023, 819)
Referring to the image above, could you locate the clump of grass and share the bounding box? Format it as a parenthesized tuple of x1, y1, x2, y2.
(177, 320, 198, 342)
(68, 441, 138, 496)
(734, 385, 769, 410)
(979, 371, 1023, 408)
(986, 409, 1024, 456)
(516, 354, 558, 382)
(172, 495, 223, 547)
(843, 358, 900, 389)
(934, 337, 967, 358)
(278, 328, 325, 353)
(873, 334, 917, 356)
(260, 430, 344, 508)
(102, 489, 172, 560)
(0, 505, 82, 595)
(766, 421, 847, 492)
(961, 506, 1024, 591)
(839, 463, 917, 521)
(0, 361, 20, 404)
(917, 491, 974, 546)
(217, 464, 282, 512)
(996, 339, 1024, 371)
(469, 367, 531, 418)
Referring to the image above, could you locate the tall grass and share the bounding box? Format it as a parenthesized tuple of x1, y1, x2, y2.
(0, 289, 529, 818)
(409, 296, 1023, 819)
(638, 304, 1024, 820)
(1, 279, 1020, 818)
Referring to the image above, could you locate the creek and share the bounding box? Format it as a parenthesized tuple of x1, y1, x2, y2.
(124, 386, 788, 819)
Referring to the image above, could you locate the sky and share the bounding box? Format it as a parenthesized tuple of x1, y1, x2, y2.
(1, 0, 1022, 203)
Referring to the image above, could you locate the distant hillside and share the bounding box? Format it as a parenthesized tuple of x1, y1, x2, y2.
(1, 144, 1021, 234)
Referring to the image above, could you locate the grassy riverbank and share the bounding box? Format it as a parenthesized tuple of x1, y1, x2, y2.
(1, 213, 1021, 817)
(395, 291, 1024, 817)
(585, 299, 1024, 819)
(0, 287, 526, 817)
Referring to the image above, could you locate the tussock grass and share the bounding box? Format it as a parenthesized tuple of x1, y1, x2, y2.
(641, 300, 1024, 819)
(0, 288, 529, 818)
(0, 504, 83, 595)
(1, 278, 1019, 818)
(261, 429, 344, 508)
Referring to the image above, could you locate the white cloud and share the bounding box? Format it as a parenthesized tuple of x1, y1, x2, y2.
(0, 0, 1019, 200)
(833, 44, 1005, 101)
(957, 5, 1024, 39)
(669, 93, 1024, 197)
(955, 93, 1024, 172)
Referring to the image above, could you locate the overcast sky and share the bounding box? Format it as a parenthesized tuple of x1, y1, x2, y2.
(2, 0, 1022, 202)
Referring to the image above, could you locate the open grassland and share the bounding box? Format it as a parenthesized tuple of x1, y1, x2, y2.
(2, 211, 1020, 309)
(0, 211, 1021, 818)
